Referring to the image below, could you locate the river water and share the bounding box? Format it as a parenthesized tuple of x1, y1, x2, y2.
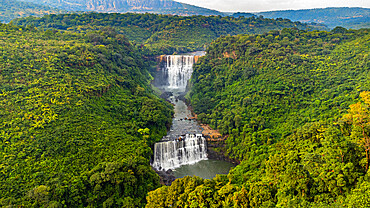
(152, 53, 235, 179)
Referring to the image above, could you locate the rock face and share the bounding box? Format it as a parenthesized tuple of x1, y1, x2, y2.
(27, 0, 224, 15)
(127, 0, 183, 9)
(86, 0, 128, 11)
(85, 0, 184, 12)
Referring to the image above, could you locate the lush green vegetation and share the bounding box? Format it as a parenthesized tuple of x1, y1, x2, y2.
(191, 28, 370, 141)
(0, 23, 173, 207)
(3, 7, 370, 207)
(12, 13, 314, 54)
(146, 28, 370, 207)
(0, 0, 64, 23)
(257, 7, 370, 29)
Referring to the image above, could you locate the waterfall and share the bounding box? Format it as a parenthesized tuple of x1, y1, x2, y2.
(165, 55, 194, 89)
(152, 52, 207, 172)
(152, 134, 207, 171)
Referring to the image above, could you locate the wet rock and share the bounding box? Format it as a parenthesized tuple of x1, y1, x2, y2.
(156, 169, 176, 186)
(160, 91, 173, 100)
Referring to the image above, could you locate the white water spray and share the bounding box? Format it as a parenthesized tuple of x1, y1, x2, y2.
(152, 134, 207, 171)
(165, 55, 194, 89)
(152, 54, 207, 171)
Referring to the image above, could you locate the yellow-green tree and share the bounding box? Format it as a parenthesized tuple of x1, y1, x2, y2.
(343, 91, 370, 170)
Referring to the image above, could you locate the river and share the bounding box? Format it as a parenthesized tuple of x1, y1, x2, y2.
(151, 53, 235, 179)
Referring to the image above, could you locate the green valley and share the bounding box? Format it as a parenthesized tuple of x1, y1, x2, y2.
(146, 27, 370, 207)
(0, 3, 369, 207)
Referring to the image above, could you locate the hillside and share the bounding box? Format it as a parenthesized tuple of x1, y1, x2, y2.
(147, 28, 370, 207)
(0, 0, 64, 23)
(0, 23, 172, 207)
(12, 13, 315, 54)
(18, 0, 224, 16)
(191, 27, 370, 150)
(257, 7, 370, 29)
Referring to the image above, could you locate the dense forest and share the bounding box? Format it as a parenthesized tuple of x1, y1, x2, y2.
(11, 13, 316, 54)
(146, 28, 370, 207)
(1, 5, 370, 207)
(0, 23, 173, 207)
(0, 0, 63, 23)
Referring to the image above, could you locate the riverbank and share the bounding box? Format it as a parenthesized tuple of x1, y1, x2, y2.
(181, 96, 240, 166)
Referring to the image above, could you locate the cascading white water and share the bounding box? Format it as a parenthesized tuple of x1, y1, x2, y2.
(152, 134, 207, 171)
(152, 53, 208, 171)
(165, 55, 194, 89)
(152, 52, 233, 178)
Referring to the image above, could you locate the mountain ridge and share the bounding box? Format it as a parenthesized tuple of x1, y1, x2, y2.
(18, 0, 225, 15)
(0, 0, 64, 23)
(255, 7, 370, 28)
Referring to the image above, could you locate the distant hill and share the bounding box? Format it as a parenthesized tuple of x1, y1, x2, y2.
(18, 0, 225, 16)
(231, 12, 327, 31)
(0, 0, 64, 23)
(231, 12, 257, 18)
(256, 7, 370, 29)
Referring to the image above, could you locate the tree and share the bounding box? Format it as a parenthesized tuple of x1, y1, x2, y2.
(342, 91, 370, 171)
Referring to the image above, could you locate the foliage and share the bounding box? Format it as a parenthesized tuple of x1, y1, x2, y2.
(0, 23, 173, 207)
(342, 91, 370, 170)
(2, 8, 370, 207)
(190, 28, 370, 160)
(11, 13, 314, 54)
(146, 28, 370, 207)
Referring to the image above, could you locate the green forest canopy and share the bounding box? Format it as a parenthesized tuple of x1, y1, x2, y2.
(0, 23, 173, 207)
(146, 28, 370, 207)
(1, 9, 370, 207)
(11, 12, 318, 54)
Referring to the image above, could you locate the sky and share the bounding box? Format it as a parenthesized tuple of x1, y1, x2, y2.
(175, 0, 370, 12)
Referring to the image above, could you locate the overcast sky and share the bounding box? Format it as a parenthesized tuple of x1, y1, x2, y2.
(175, 0, 370, 12)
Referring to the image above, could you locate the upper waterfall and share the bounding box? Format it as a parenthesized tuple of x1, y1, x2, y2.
(165, 55, 195, 90)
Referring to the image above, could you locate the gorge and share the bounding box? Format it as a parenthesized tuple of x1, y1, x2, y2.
(151, 53, 235, 179)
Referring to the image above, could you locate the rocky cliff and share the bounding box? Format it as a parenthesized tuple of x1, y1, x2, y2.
(22, 0, 224, 15)
(85, 0, 186, 12)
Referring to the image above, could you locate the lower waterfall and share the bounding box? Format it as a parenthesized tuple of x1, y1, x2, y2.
(152, 134, 207, 171)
